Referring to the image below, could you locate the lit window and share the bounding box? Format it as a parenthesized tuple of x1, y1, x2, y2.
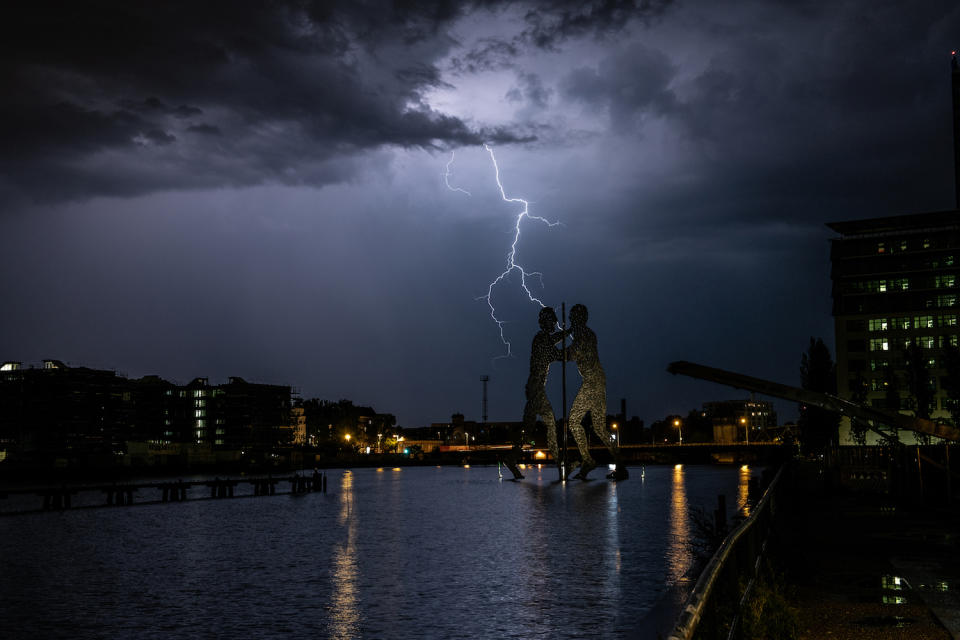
(942, 315, 958, 327)
(869, 338, 889, 351)
(914, 315, 934, 329)
(868, 318, 888, 331)
(879, 280, 887, 292)
(923, 238, 931, 249)
(877, 242, 886, 254)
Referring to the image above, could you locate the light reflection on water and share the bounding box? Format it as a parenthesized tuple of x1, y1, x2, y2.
(667, 464, 690, 586)
(330, 470, 359, 639)
(738, 465, 751, 517)
(0, 464, 759, 640)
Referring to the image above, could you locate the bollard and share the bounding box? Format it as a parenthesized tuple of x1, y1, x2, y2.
(714, 493, 727, 534)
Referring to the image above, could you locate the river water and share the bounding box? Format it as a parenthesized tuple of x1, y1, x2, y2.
(0, 464, 756, 639)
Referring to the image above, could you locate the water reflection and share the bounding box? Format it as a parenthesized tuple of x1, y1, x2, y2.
(738, 465, 751, 517)
(0, 465, 752, 640)
(667, 464, 690, 585)
(330, 470, 359, 639)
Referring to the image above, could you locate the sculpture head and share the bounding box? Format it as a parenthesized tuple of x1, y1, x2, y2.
(538, 306, 558, 330)
(570, 304, 588, 328)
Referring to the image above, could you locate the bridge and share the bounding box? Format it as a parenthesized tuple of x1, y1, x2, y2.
(0, 471, 329, 516)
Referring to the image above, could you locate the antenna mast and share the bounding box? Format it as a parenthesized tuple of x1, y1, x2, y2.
(561, 302, 568, 482)
(480, 375, 489, 425)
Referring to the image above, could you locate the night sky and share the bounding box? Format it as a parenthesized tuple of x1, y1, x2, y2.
(2, 1, 959, 428)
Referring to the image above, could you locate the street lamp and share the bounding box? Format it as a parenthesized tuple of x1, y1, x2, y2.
(611, 422, 618, 444)
(740, 416, 749, 444)
(673, 418, 682, 444)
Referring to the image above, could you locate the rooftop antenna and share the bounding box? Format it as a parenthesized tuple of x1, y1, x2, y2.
(561, 302, 568, 482)
(952, 50, 960, 208)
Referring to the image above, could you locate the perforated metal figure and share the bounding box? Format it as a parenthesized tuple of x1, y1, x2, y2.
(566, 303, 624, 480)
(520, 307, 568, 474)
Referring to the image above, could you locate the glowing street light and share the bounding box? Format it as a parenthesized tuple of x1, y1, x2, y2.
(740, 416, 749, 444)
(673, 418, 682, 445)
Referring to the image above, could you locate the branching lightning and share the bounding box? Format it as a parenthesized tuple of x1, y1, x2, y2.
(443, 152, 471, 196)
(445, 145, 561, 358)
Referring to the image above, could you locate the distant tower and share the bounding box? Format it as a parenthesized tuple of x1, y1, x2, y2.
(952, 51, 960, 208)
(480, 375, 489, 424)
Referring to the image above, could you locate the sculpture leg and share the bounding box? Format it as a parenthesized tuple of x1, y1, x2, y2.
(569, 391, 596, 479)
(587, 391, 627, 480)
(535, 392, 560, 468)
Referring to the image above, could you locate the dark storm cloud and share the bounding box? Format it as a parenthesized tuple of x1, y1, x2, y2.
(506, 72, 552, 108)
(0, 0, 679, 203)
(0, 1, 525, 202)
(520, 0, 674, 50)
(449, 0, 675, 73)
(448, 38, 521, 74)
(561, 41, 678, 124)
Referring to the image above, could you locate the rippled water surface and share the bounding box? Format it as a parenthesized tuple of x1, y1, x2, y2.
(0, 464, 756, 639)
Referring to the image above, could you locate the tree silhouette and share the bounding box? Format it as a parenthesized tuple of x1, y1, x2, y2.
(798, 337, 840, 455)
(905, 342, 932, 444)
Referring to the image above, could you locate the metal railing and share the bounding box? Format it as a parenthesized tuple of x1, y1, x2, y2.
(668, 465, 785, 640)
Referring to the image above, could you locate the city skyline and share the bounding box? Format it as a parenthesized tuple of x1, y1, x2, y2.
(2, 2, 959, 427)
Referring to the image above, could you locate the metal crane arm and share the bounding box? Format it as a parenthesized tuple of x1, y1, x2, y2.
(667, 360, 960, 442)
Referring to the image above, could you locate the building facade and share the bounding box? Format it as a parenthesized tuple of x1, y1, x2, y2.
(829, 211, 960, 442)
(0, 360, 293, 461)
(702, 398, 778, 443)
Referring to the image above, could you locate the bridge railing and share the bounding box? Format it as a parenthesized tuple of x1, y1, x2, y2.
(667, 465, 786, 640)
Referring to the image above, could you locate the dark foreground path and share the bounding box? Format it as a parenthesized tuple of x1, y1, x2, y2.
(781, 466, 960, 640)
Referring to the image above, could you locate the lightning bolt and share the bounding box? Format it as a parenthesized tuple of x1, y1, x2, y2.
(445, 145, 561, 358)
(443, 151, 471, 195)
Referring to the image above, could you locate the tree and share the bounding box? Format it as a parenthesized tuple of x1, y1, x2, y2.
(943, 345, 960, 426)
(798, 337, 840, 456)
(848, 373, 869, 446)
(905, 342, 932, 444)
(883, 368, 901, 443)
